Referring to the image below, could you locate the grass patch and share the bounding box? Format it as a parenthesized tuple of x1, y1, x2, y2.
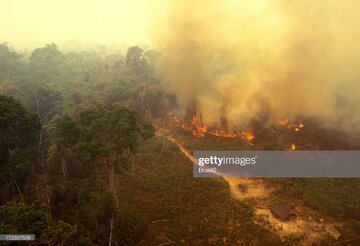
(270, 178, 360, 220)
(269, 178, 360, 240)
(116, 137, 285, 245)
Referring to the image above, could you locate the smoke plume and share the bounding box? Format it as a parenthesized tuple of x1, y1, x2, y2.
(153, 0, 360, 133)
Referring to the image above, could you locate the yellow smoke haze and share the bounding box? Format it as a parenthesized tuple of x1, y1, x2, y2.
(0, 0, 166, 47)
(154, 0, 360, 132)
(1, 0, 360, 132)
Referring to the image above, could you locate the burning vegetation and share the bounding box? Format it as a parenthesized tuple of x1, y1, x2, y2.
(163, 106, 359, 151)
(170, 110, 254, 142)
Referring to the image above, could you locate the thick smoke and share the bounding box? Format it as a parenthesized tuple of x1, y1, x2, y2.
(153, 0, 360, 133)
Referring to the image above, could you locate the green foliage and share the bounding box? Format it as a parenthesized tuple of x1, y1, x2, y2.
(116, 210, 147, 245)
(0, 202, 75, 245)
(79, 105, 140, 154)
(1, 42, 173, 122)
(54, 115, 81, 146)
(48, 106, 142, 177)
(126, 46, 149, 75)
(50, 178, 114, 245)
(112, 156, 129, 173)
(141, 122, 155, 140)
(0, 95, 41, 182)
(20, 83, 62, 121)
(3, 80, 62, 121)
(0, 43, 23, 81)
(28, 43, 65, 82)
(0, 95, 41, 150)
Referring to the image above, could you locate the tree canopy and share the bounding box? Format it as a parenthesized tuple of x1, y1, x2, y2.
(0, 95, 41, 170)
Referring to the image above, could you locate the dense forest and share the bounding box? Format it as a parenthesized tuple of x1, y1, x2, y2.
(0, 42, 173, 245)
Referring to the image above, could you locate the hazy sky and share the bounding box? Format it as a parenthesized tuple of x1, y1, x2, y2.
(1, 0, 166, 48)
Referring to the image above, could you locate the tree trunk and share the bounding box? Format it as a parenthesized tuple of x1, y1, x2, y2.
(60, 156, 67, 177)
(13, 178, 24, 203)
(108, 217, 113, 246)
(104, 154, 120, 244)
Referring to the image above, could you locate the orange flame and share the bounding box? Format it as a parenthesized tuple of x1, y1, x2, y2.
(293, 122, 304, 132)
(173, 113, 258, 141)
(188, 116, 207, 138)
(208, 129, 237, 138)
(241, 129, 255, 141)
(289, 144, 296, 150)
(279, 119, 289, 125)
(174, 114, 241, 139)
(280, 119, 305, 132)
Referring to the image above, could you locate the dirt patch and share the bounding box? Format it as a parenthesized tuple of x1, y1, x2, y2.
(255, 208, 328, 244)
(226, 177, 341, 244)
(225, 178, 272, 200)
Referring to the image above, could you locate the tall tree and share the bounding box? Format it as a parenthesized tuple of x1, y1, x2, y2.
(0, 95, 41, 200)
(0, 43, 23, 81)
(125, 46, 149, 75)
(48, 106, 152, 244)
(21, 83, 62, 121)
(28, 43, 64, 82)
